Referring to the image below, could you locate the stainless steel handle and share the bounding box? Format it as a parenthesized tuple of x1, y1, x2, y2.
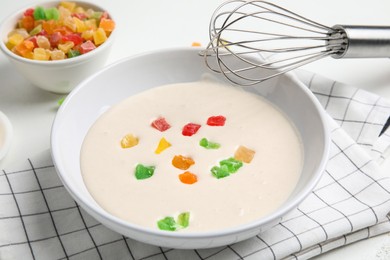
(330, 25, 390, 59)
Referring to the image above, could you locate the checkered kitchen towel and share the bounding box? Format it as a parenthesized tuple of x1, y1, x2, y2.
(1, 70, 390, 260)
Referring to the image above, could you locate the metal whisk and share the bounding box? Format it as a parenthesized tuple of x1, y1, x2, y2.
(203, 0, 390, 85)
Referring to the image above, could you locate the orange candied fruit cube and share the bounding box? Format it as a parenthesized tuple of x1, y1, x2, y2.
(234, 145, 255, 163)
(42, 20, 58, 35)
(21, 16, 35, 31)
(14, 40, 35, 58)
(172, 155, 195, 170)
(179, 171, 198, 184)
(99, 18, 115, 32)
(191, 42, 201, 47)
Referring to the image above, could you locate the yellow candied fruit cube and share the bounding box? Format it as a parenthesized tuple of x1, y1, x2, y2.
(6, 41, 15, 51)
(120, 134, 139, 148)
(63, 16, 76, 32)
(33, 48, 51, 61)
(8, 33, 25, 46)
(85, 8, 95, 18)
(58, 6, 71, 20)
(93, 28, 107, 45)
(84, 19, 97, 30)
(51, 49, 66, 60)
(58, 41, 74, 53)
(74, 6, 86, 14)
(155, 137, 171, 154)
(8, 28, 29, 39)
(73, 17, 87, 33)
(234, 145, 255, 163)
(60, 1, 76, 12)
(24, 51, 34, 60)
(81, 30, 94, 40)
(37, 35, 51, 49)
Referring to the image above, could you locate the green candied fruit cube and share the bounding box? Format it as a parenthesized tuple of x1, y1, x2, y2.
(91, 11, 103, 20)
(219, 157, 243, 173)
(211, 165, 230, 179)
(134, 164, 155, 180)
(29, 24, 42, 36)
(68, 49, 81, 58)
(33, 6, 46, 20)
(199, 138, 220, 149)
(157, 216, 177, 231)
(45, 7, 60, 20)
(177, 212, 190, 228)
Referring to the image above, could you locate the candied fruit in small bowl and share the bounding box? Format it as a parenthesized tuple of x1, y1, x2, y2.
(0, 1, 116, 93)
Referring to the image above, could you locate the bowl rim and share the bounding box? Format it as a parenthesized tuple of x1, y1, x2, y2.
(0, 0, 116, 67)
(51, 46, 331, 240)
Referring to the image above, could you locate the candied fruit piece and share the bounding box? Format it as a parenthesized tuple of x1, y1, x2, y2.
(33, 48, 50, 60)
(134, 164, 155, 180)
(45, 7, 60, 20)
(60, 1, 76, 12)
(172, 155, 195, 170)
(99, 18, 115, 32)
(179, 172, 197, 184)
(182, 123, 201, 136)
(21, 16, 35, 31)
(207, 115, 226, 126)
(81, 29, 94, 40)
(157, 216, 177, 231)
(62, 33, 83, 46)
(50, 49, 65, 60)
(79, 40, 96, 54)
(42, 20, 58, 34)
(191, 42, 201, 47)
(177, 212, 190, 228)
(8, 33, 25, 46)
(155, 137, 171, 154)
(211, 165, 230, 179)
(33, 6, 46, 20)
(120, 134, 139, 148)
(68, 49, 80, 58)
(24, 8, 34, 17)
(84, 19, 97, 30)
(63, 16, 77, 31)
(199, 138, 220, 149)
(219, 157, 243, 173)
(14, 40, 35, 57)
(36, 35, 51, 49)
(49, 32, 62, 48)
(151, 117, 171, 132)
(234, 145, 255, 163)
(93, 27, 107, 45)
(73, 17, 86, 32)
(58, 41, 74, 53)
(29, 24, 42, 36)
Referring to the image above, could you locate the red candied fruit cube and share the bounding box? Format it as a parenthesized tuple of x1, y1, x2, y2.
(72, 13, 88, 20)
(182, 123, 201, 136)
(24, 8, 34, 17)
(207, 115, 226, 126)
(62, 33, 83, 46)
(26, 36, 38, 48)
(151, 117, 171, 132)
(49, 32, 62, 47)
(79, 40, 96, 54)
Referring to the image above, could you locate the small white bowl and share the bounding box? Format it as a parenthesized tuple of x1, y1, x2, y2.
(51, 47, 330, 249)
(0, 111, 13, 161)
(0, 1, 116, 94)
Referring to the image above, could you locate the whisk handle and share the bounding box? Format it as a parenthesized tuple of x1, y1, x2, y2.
(331, 25, 390, 59)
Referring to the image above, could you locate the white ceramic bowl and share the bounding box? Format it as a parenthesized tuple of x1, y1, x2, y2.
(51, 47, 330, 249)
(0, 1, 115, 94)
(0, 111, 13, 161)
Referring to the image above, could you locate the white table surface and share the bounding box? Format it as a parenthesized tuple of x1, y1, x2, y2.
(0, 0, 389, 259)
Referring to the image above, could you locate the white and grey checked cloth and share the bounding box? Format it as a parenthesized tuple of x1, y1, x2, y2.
(1, 70, 390, 260)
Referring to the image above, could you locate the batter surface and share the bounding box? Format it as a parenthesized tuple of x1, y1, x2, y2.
(80, 80, 303, 232)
